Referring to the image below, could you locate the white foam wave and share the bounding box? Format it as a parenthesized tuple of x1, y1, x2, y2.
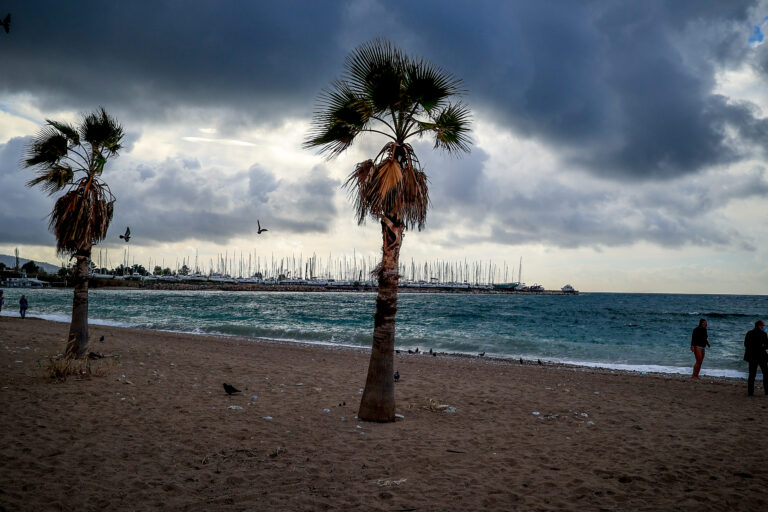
(1, 311, 138, 328)
(554, 359, 747, 379)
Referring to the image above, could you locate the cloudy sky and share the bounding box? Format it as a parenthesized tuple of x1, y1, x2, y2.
(2, 0, 768, 294)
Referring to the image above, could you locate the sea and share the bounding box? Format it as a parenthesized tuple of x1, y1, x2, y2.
(1, 289, 766, 379)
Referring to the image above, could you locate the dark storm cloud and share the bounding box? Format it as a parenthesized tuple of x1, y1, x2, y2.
(0, 137, 58, 246)
(0, 1, 347, 125)
(2, 0, 764, 180)
(392, 0, 762, 180)
(2, 0, 767, 252)
(0, 138, 339, 248)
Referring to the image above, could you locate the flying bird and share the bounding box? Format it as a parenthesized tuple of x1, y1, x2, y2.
(257, 220, 268, 234)
(119, 227, 131, 242)
(394, 370, 400, 382)
(223, 383, 241, 395)
(1, 14, 10, 34)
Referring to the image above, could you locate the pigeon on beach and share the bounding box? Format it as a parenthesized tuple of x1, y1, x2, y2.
(119, 227, 131, 242)
(223, 383, 241, 395)
(99, 335, 105, 342)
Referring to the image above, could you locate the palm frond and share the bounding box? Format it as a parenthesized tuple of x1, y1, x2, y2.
(345, 159, 377, 224)
(304, 81, 371, 157)
(50, 178, 114, 255)
(375, 158, 403, 199)
(80, 106, 124, 156)
(404, 58, 464, 112)
(344, 142, 429, 230)
(429, 102, 473, 154)
(26, 166, 74, 195)
(47, 120, 80, 146)
(344, 39, 405, 112)
(24, 127, 68, 167)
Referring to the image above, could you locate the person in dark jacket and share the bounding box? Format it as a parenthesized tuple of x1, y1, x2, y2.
(744, 319, 768, 396)
(690, 318, 710, 379)
(19, 295, 28, 319)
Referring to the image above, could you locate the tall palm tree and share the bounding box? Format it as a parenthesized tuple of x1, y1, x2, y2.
(24, 107, 124, 358)
(305, 40, 471, 422)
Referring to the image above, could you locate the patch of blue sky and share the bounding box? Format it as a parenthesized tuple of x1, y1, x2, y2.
(748, 15, 768, 44)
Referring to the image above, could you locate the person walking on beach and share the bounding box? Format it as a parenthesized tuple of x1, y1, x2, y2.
(690, 318, 710, 379)
(19, 294, 28, 319)
(0, 290, 4, 313)
(743, 320, 768, 396)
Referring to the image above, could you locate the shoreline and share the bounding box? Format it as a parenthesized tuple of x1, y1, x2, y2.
(1, 317, 766, 510)
(2, 310, 750, 380)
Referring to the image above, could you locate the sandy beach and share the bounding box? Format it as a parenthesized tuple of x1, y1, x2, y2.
(0, 316, 766, 511)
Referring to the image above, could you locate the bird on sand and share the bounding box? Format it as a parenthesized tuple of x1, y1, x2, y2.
(478, 352, 485, 357)
(519, 357, 524, 365)
(99, 335, 105, 342)
(394, 371, 400, 382)
(257, 220, 268, 234)
(537, 359, 543, 366)
(1, 14, 10, 34)
(119, 226, 131, 242)
(223, 383, 241, 395)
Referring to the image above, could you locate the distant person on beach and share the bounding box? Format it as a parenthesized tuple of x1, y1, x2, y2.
(0, 290, 4, 313)
(19, 295, 28, 319)
(743, 320, 768, 396)
(690, 318, 710, 379)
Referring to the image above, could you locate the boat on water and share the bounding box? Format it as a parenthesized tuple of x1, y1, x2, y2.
(561, 284, 576, 292)
(493, 282, 523, 291)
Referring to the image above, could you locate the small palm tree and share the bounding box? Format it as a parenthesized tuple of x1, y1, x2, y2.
(305, 40, 471, 422)
(24, 107, 124, 358)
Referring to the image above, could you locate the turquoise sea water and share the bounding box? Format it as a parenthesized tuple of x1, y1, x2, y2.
(1, 288, 765, 378)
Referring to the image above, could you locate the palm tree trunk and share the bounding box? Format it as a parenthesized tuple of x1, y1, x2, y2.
(66, 248, 91, 358)
(358, 219, 404, 422)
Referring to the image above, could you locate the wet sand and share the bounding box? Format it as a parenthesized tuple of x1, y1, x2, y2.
(0, 316, 765, 511)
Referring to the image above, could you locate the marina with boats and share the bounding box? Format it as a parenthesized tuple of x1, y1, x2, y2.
(88, 251, 578, 294)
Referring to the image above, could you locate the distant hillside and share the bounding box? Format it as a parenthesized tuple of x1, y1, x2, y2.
(0, 254, 62, 274)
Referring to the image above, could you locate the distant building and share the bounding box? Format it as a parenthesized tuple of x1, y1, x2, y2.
(2, 270, 50, 288)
